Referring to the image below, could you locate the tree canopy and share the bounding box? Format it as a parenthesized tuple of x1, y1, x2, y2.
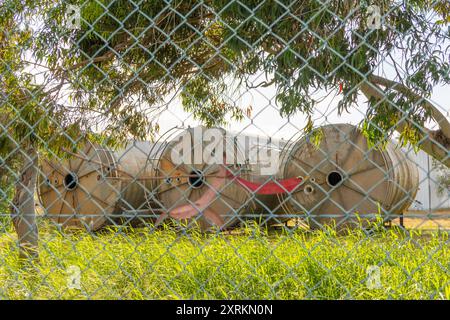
(1, 0, 449, 162)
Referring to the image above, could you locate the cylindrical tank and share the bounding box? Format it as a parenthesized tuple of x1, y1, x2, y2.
(278, 123, 419, 229)
(244, 136, 290, 224)
(38, 140, 164, 231)
(38, 126, 286, 232)
(146, 126, 253, 230)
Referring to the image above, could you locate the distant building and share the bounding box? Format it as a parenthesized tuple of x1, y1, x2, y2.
(404, 148, 450, 211)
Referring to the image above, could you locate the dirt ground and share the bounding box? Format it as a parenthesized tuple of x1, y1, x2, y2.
(279, 210, 450, 231)
(392, 210, 450, 230)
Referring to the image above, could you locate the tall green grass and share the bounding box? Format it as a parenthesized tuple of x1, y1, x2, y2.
(0, 220, 449, 299)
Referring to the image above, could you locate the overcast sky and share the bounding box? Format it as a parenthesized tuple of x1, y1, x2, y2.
(155, 73, 450, 142)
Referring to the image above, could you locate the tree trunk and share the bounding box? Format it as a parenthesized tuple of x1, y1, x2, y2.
(10, 147, 39, 260)
(360, 78, 450, 168)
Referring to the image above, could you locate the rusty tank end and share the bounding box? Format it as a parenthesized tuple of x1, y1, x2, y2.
(38, 140, 162, 231)
(278, 123, 419, 229)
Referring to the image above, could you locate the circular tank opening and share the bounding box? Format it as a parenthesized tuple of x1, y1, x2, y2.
(64, 173, 78, 190)
(304, 184, 315, 195)
(327, 171, 343, 187)
(189, 170, 204, 189)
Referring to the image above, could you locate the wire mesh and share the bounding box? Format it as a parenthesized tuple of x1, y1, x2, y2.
(0, 0, 449, 299)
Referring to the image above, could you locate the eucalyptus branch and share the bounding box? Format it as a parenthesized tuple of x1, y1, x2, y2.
(360, 80, 450, 167)
(368, 74, 450, 138)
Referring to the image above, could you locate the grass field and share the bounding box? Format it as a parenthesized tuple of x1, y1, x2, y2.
(399, 210, 450, 230)
(0, 218, 449, 300)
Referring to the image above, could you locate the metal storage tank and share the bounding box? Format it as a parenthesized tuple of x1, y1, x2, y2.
(38, 126, 290, 232)
(38, 140, 165, 231)
(146, 126, 254, 230)
(243, 135, 291, 224)
(278, 123, 420, 229)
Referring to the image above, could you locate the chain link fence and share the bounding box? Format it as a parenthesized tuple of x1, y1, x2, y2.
(1, 0, 449, 299)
